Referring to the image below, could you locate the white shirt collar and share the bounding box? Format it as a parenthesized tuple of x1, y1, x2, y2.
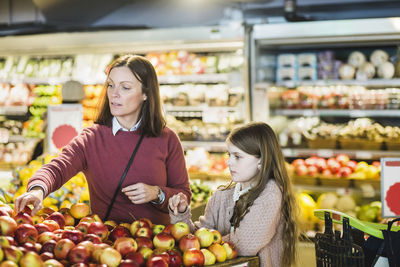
(112, 117, 142, 136)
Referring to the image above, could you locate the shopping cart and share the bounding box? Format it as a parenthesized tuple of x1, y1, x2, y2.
(313, 209, 400, 267)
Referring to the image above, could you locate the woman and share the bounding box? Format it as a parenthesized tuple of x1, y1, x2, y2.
(16, 55, 191, 225)
(169, 122, 298, 267)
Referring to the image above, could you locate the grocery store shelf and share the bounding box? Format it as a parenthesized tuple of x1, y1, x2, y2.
(273, 109, 400, 118)
(7, 135, 40, 143)
(273, 78, 400, 88)
(182, 141, 227, 152)
(158, 73, 229, 84)
(0, 106, 28, 116)
(282, 147, 400, 160)
(189, 171, 230, 181)
(291, 175, 380, 190)
(164, 105, 240, 119)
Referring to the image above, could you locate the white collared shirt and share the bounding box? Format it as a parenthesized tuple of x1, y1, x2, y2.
(112, 116, 142, 136)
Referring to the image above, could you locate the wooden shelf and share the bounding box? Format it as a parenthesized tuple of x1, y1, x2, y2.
(272, 109, 400, 118)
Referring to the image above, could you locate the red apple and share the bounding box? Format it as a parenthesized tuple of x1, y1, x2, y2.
(0, 235, 10, 248)
(305, 156, 318, 167)
(36, 207, 55, 217)
(37, 231, 56, 245)
(171, 222, 190, 241)
(5, 236, 16, 246)
(34, 223, 51, 234)
(62, 229, 84, 244)
(179, 234, 200, 252)
(4, 245, 23, 263)
(68, 245, 90, 264)
(135, 227, 152, 239)
(43, 259, 63, 267)
(14, 223, 38, 244)
(42, 220, 60, 232)
(63, 213, 75, 227)
(120, 223, 131, 230)
(291, 158, 305, 168)
(0, 205, 14, 216)
(146, 256, 168, 267)
(76, 221, 90, 234)
(321, 169, 333, 177)
(162, 224, 173, 235)
(119, 259, 140, 267)
(113, 237, 138, 256)
(47, 212, 65, 229)
(372, 161, 381, 168)
(79, 217, 95, 224)
(208, 243, 227, 262)
(130, 220, 150, 237)
(182, 248, 204, 267)
(23, 242, 38, 252)
(152, 224, 165, 235)
(138, 247, 153, 260)
(201, 248, 216, 265)
(136, 237, 153, 249)
(327, 158, 341, 174)
(210, 229, 222, 244)
(153, 233, 175, 250)
(0, 215, 18, 236)
(100, 247, 121, 267)
(307, 165, 319, 176)
(0, 260, 18, 267)
(40, 252, 54, 261)
(295, 165, 308, 176)
(77, 240, 94, 253)
(54, 238, 75, 260)
(347, 160, 358, 171)
(91, 243, 109, 263)
(108, 225, 131, 242)
(125, 251, 145, 267)
(13, 212, 33, 225)
(315, 158, 327, 172)
(31, 215, 44, 225)
(339, 166, 352, 178)
(194, 227, 214, 248)
(87, 222, 109, 241)
(167, 249, 182, 267)
(222, 241, 238, 260)
(83, 233, 102, 244)
(40, 239, 57, 254)
(89, 214, 102, 223)
(19, 251, 44, 267)
(336, 154, 350, 167)
(70, 203, 90, 219)
(104, 220, 117, 231)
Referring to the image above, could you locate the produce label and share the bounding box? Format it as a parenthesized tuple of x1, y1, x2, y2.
(381, 158, 400, 217)
(47, 104, 82, 154)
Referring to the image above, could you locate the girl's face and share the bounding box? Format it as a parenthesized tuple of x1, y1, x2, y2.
(107, 66, 147, 128)
(227, 142, 261, 185)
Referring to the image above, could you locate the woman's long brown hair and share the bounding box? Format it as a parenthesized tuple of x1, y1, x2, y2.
(227, 122, 298, 267)
(95, 55, 166, 137)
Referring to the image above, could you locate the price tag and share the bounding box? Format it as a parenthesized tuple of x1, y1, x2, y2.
(317, 149, 333, 158)
(203, 107, 229, 124)
(0, 128, 9, 143)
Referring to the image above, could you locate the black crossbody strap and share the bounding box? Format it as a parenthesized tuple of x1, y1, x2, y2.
(104, 133, 145, 221)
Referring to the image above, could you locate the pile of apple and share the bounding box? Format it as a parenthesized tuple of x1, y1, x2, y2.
(0, 202, 237, 267)
(290, 154, 380, 179)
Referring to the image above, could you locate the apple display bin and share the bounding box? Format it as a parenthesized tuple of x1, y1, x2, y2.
(211, 256, 259, 267)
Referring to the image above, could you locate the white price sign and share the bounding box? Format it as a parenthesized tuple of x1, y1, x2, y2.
(47, 104, 83, 154)
(381, 158, 400, 218)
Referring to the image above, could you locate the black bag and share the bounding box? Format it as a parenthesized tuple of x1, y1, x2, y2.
(382, 218, 400, 267)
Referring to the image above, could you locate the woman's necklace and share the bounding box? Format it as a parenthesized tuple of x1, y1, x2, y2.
(233, 182, 252, 202)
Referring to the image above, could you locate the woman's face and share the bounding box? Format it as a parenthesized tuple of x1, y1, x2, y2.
(227, 141, 261, 185)
(107, 66, 147, 127)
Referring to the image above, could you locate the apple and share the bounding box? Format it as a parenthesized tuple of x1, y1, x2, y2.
(162, 224, 173, 235)
(113, 237, 137, 256)
(167, 249, 182, 267)
(151, 251, 171, 265)
(135, 227, 152, 239)
(54, 238, 75, 260)
(20, 251, 44, 267)
(37, 207, 55, 217)
(125, 251, 145, 267)
(372, 161, 381, 168)
(70, 203, 90, 219)
(339, 166, 352, 178)
(0, 215, 18, 236)
(23, 242, 38, 252)
(336, 154, 350, 167)
(136, 236, 153, 249)
(62, 229, 84, 244)
(0, 236, 10, 248)
(222, 241, 238, 260)
(63, 213, 75, 227)
(120, 222, 131, 229)
(34, 223, 52, 234)
(201, 248, 216, 265)
(40, 252, 54, 261)
(100, 247, 121, 267)
(40, 239, 57, 254)
(15, 223, 38, 244)
(76, 221, 90, 234)
(4, 245, 23, 263)
(152, 224, 165, 236)
(43, 259, 63, 267)
(0, 205, 13, 216)
(321, 169, 333, 177)
(291, 158, 305, 168)
(77, 240, 94, 253)
(5, 236, 16, 246)
(208, 243, 227, 262)
(31, 215, 44, 225)
(295, 165, 308, 176)
(138, 247, 153, 260)
(47, 212, 65, 229)
(13, 212, 33, 225)
(182, 248, 204, 267)
(108, 225, 131, 242)
(152, 233, 175, 250)
(327, 158, 341, 174)
(104, 220, 117, 231)
(146, 256, 168, 267)
(42, 220, 60, 232)
(307, 165, 319, 176)
(315, 158, 327, 172)
(0, 261, 18, 267)
(68, 245, 91, 264)
(194, 228, 214, 248)
(171, 222, 190, 241)
(179, 234, 200, 252)
(91, 243, 109, 263)
(89, 214, 102, 223)
(347, 160, 358, 171)
(83, 233, 102, 244)
(87, 222, 109, 241)
(130, 220, 150, 237)
(79, 217, 95, 224)
(119, 259, 140, 267)
(209, 229, 222, 244)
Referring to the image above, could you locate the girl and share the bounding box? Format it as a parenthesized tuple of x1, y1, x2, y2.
(169, 122, 298, 267)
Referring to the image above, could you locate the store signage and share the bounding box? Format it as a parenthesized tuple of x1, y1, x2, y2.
(380, 158, 400, 217)
(47, 104, 82, 154)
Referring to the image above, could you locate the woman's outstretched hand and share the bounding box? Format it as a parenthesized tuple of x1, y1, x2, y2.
(169, 192, 188, 215)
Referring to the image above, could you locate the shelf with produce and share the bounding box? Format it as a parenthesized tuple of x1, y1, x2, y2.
(0, 77, 71, 86)
(291, 174, 380, 190)
(282, 148, 400, 160)
(158, 73, 229, 84)
(189, 171, 230, 181)
(182, 141, 227, 152)
(6, 135, 42, 143)
(272, 109, 400, 118)
(164, 105, 242, 119)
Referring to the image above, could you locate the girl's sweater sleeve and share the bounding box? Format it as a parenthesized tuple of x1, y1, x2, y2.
(222, 185, 282, 256)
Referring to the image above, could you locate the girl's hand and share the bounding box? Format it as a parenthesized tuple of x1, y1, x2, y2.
(122, 183, 159, 204)
(14, 188, 44, 215)
(169, 192, 188, 215)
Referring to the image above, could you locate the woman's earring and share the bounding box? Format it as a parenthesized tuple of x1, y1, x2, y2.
(257, 163, 261, 170)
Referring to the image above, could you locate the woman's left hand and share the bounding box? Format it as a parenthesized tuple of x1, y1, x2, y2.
(122, 183, 159, 204)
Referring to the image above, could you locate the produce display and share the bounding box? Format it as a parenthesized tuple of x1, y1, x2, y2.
(82, 84, 103, 128)
(0, 83, 32, 107)
(185, 148, 229, 176)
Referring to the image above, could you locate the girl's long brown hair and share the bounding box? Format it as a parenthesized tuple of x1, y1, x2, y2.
(95, 55, 166, 137)
(227, 122, 298, 267)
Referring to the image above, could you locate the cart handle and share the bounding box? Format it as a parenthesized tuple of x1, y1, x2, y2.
(314, 209, 400, 239)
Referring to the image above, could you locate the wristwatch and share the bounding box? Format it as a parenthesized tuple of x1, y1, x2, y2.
(151, 186, 165, 204)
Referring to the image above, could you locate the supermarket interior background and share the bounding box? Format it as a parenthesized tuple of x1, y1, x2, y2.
(1, 0, 400, 266)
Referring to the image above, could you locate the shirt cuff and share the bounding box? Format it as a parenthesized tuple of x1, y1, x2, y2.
(28, 184, 47, 196)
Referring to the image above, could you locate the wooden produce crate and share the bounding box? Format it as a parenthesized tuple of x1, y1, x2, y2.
(385, 139, 400, 150)
(306, 137, 337, 149)
(339, 138, 382, 150)
(212, 256, 259, 267)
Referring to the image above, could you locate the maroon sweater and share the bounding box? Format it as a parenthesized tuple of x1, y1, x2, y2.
(28, 124, 191, 225)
